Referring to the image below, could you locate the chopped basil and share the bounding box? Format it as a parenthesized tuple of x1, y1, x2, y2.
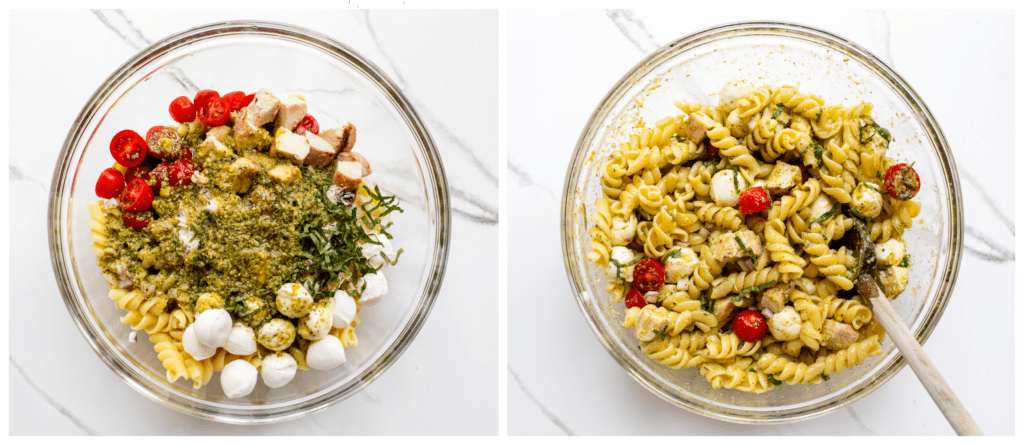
(811, 142, 826, 166)
(736, 280, 777, 300)
(767, 375, 783, 386)
(662, 249, 682, 262)
(654, 326, 669, 341)
(735, 236, 755, 259)
(673, 134, 685, 143)
(872, 123, 891, 141)
(815, 108, 823, 122)
(809, 202, 841, 225)
(859, 124, 875, 144)
(771, 103, 785, 120)
(732, 166, 740, 193)
(700, 293, 712, 312)
(822, 374, 831, 381)
(899, 255, 910, 268)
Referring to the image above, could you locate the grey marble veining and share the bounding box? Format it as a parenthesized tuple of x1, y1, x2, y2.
(10, 359, 99, 436)
(509, 366, 574, 436)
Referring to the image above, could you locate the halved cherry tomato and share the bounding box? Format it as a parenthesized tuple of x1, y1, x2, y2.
(193, 89, 219, 110)
(240, 93, 255, 108)
(294, 114, 319, 135)
(120, 178, 154, 212)
(168, 96, 196, 123)
(122, 210, 153, 231)
(884, 163, 920, 200)
(95, 168, 125, 199)
(146, 126, 184, 159)
(167, 158, 196, 186)
(633, 258, 665, 292)
(221, 91, 247, 112)
(124, 165, 150, 183)
(149, 162, 172, 192)
(180, 146, 193, 160)
(109, 129, 148, 168)
(197, 97, 231, 126)
(624, 288, 646, 309)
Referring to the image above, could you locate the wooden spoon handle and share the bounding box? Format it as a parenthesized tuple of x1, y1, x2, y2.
(869, 294, 983, 436)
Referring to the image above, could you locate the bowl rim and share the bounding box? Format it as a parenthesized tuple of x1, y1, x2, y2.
(560, 20, 963, 423)
(47, 20, 451, 424)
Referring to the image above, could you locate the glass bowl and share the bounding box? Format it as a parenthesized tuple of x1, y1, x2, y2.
(561, 22, 962, 423)
(48, 21, 450, 424)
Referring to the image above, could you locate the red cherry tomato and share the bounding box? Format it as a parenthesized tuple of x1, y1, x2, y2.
(109, 129, 148, 168)
(733, 310, 768, 343)
(738, 187, 772, 214)
(624, 288, 647, 309)
(193, 89, 219, 110)
(180, 146, 193, 160)
(168, 96, 196, 123)
(633, 258, 665, 292)
(167, 158, 196, 186)
(706, 141, 718, 158)
(197, 97, 231, 126)
(122, 210, 153, 231)
(240, 93, 255, 108)
(145, 126, 184, 159)
(884, 163, 920, 200)
(120, 178, 154, 212)
(95, 168, 125, 199)
(124, 165, 150, 183)
(221, 91, 247, 112)
(294, 114, 319, 135)
(149, 162, 172, 192)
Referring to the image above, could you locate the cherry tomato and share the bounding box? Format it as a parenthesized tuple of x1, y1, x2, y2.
(706, 141, 718, 159)
(221, 91, 247, 112)
(145, 126, 184, 159)
(167, 158, 195, 186)
(122, 210, 153, 231)
(884, 163, 920, 200)
(633, 258, 665, 292)
(198, 97, 231, 126)
(109, 129, 148, 168)
(180, 146, 193, 160)
(193, 89, 220, 110)
(738, 187, 772, 214)
(149, 162, 172, 192)
(95, 168, 125, 199)
(733, 310, 768, 343)
(240, 93, 255, 108)
(120, 178, 154, 212)
(168, 96, 196, 123)
(624, 288, 647, 309)
(294, 114, 319, 135)
(124, 165, 150, 183)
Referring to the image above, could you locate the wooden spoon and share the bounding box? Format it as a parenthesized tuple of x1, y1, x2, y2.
(856, 275, 983, 436)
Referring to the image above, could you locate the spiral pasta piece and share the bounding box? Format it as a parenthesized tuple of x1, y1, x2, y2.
(822, 336, 882, 376)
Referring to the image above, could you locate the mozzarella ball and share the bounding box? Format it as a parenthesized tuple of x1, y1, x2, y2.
(182, 325, 217, 360)
(223, 323, 258, 356)
(258, 318, 297, 352)
(710, 169, 747, 207)
(298, 303, 334, 341)
(276, 283, 314, 319)
(331, 290, 358, 329)
(663, 247, 699, 283)
(876, 239, 907, 267)
(718, 79, 753, 112)
(357, 272, 388, 306)
(767, 306, 802, 341)
(604, 246, 636, 282)
(633, 308, 669, 342)
(193, 308, 232, 348)
(360, 233, 396, 269)
(609, 214, 638, 246)
(306, 336, 348, 370)
(851, 183, 884, 219)
(878, 266, 910, 298)
(260, 352, 298, 389)
(220, 360, 258, 399)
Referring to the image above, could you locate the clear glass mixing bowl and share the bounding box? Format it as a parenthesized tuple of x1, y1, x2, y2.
(48, 21, 450, 424)
(561, 21, 962, 423)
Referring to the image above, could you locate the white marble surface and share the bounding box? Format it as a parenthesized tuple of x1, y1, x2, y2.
(9, 10, 496, 435)
(508, 9, 1014, 435)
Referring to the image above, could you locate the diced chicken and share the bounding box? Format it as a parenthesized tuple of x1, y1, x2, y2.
(765, 162, 802, 195)
(682, 113, 718, 142)
(198, 134, 235, 163)
(663, 247, 699, 283)
(725, 108, 752, 138)
(758, 282, 792, 314)
(851, 182, 884, 219)
(304, 132, 338, 167)
(633, 307, 669, 342)
(807, 194, 834, 222)
(268, 164, 302, 185)
(713, 295, 753, 325)
(274, 95, 307, 131)
(877, 265, 909, 298)
(247, 88, 280, 127)
(224, 157, 261, 193)
(337, 152, 372, 177)
(710, 169, 747, 207)
(319, 123, 357, 153)
(710, 230, 762, 264)
(332, 161, 365, 192)
(875, 239, 907, 267)
(821, 319, 859, 349)
(233, 107, 259, 137)
(717, 80, 753, 113)
(206, 125, 232, 144)
(271, 129, 310, 164)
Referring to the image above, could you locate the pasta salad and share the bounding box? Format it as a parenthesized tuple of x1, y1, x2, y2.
(89, 88, 402, 398)
(588, 81, 920, 393)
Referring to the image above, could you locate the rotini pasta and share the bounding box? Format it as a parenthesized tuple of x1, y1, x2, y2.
(589, 82, 919, 393)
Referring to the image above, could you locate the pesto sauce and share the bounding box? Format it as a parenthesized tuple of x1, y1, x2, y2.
(100, 126, 334, 329)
